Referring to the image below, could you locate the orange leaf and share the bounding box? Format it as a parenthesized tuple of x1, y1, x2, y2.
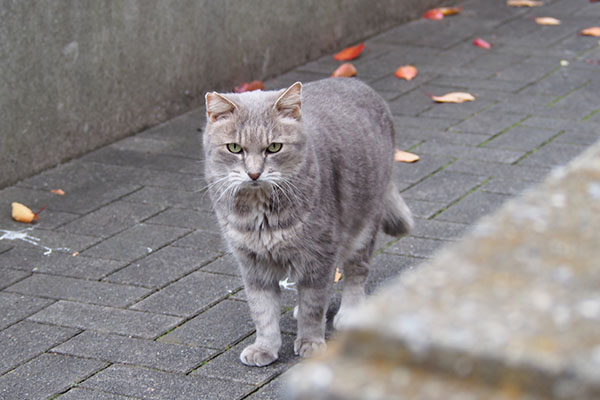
(334, 267, 343, 283)
(581, 27, 600, 37)
(473, 38, 492, 49)
(439, 6, 463, 16)
(50, 189, 65, 195)
(11, 202, 38, 223)
(535, 17, 561, 25)
(233, 80, 265, 93)
(428, 92, 476, 103)
(332, 63, 357, 77)
(333, 43, 365, 61)
(394, 149, 420, 163)
(394, 65, 418, 80)
(506, 0, 543, 6)
(424, 9, 444, 20)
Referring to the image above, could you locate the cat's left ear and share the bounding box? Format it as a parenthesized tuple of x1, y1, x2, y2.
(274, 82, 302, 120)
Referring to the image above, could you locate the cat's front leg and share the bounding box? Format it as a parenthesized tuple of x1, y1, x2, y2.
(240, 278, 282, 367)
(294, 279, 331, 358)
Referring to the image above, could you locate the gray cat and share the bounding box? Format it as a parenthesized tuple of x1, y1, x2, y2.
(203, 78, 413, 366)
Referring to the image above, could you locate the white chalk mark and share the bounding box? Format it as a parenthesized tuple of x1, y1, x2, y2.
(0, 228, 71, 256)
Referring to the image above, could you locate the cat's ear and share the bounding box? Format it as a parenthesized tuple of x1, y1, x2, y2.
(205, 92, 238, 123)
(274, 82, 302, 120)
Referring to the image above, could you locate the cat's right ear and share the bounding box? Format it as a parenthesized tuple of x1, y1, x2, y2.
(205, 92, 238, 123)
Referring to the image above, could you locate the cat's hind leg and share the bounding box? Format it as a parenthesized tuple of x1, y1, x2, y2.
(333, 232, 376, 330)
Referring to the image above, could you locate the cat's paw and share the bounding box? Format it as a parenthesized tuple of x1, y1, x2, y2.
(240, 344, 278, 367)
(292, 305, 298, 319)
(294, 337, 326, 358)
(333, 308, 354, 330)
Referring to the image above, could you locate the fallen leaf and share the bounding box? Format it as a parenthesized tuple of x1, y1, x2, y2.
(428, 91, 476, 103)
(506, 0, 543, 6)
(233, 80, 264, 93)
(72, 251, 80, 257)
(332, 63, 357, 77)
(11, 202, 38, 223)
(334, 267, 343, 283)
(394, 65, 418, 80)
(50, 189, 65, 195)
(333, 43, 365, 61)
(581, 27, 600, 37)
(439, 6, 463, 16)
(590, 0, 600, 2)
(394, 149, 420, 163)
(535, 17, 561, 25)
(473, 38, 492, 49)
(424, 8, 444, 20)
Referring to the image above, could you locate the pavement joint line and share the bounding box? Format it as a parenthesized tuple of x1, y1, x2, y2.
(427, 178, 492, 220)
(515, 65, 561, 94)
(476, 114, 531, 147)
(581, 108, 600, 122)
(399, 157, 458, 195)
(545, 80, 590, 107)
(512, 129, 567, 165)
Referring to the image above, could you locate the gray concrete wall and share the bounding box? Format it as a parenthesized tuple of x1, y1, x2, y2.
(0, 0, 445, 189)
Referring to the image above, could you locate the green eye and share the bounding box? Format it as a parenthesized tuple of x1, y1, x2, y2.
(266, 143, 282, 153)
(227, 143, 242, 153)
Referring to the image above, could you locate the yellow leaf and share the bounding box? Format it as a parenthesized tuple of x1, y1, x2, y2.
(394, 149, 420, 163)
(50, 189, 65, 195)
(11, 202, 37, 223)
(581, 27, 600, 37)
(429, 92, 476, 103)
(332, 63, 357, 77)
(506, 0, 543, 6)
(535, 17, 561, 25)
(394, 65, 418, 81)
(334, 267, 343, 283)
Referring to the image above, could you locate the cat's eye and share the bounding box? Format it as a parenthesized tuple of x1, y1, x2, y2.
(227, 143, 242, 154)
(266, 143, 282, 153)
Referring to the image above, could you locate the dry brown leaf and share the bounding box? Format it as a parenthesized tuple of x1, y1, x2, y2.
(50, 189, 65, 195)
(334, 267, 343, 283)
(11, 202, 38, 223)
(506, 0, 543, 6)
(535, 17, 561, 25)
(394, 65, 418, 80)
(332, 63, 357, 77)
(72, 251, 80, 257)
(333, 43, 365, 61)
(394, 149, 420, 163)
(429, 92, 476, 103)
(581, 27, 600, 37)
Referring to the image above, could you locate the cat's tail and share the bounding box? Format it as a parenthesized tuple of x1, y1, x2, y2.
(381, 182, 414, 236)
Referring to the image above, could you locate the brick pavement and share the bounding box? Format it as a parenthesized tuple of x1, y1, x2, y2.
(1, 0, 599, 398)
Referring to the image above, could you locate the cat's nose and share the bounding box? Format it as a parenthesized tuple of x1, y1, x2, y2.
(248, 172, 261, 181)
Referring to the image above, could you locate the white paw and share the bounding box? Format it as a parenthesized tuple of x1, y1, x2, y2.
(333, 308, 354, 331)
(240, 344, 278, 367)
(293, 305, 298, 319)
(294, 337, 327, 358)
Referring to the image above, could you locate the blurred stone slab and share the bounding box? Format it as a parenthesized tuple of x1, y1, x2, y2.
(286, 140, 600, 399)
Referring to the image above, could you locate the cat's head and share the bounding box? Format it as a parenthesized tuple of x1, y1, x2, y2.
(203, 82, 307, 198)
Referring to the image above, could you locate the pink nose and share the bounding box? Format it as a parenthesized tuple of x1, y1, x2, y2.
(248, 172, 261, 181)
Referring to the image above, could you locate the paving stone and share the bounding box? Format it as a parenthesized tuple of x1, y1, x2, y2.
(483, 126, 562, 152)
(200, 255, 240, 276)
(0, 247, 126, 279)
(443, 159, 551, 182)
(0, 226, 99, 254)
(0, 320, 78, 375)
(450, 109, 529, 136)
(105, 246, 215, 289)
(170, 229, 227, 254)
(82, 224, 191, 262)
(80, 364, 254, 400)
(28, 300, 182, 339)
(435, 190, 511, 224)
(384, 236, 450, 259)
(409, 218, 468, 241)
(392, 115, 462, 131)
(403, 199, 447, 219)
(519, 67, 591, 97)
(517, 141, 587, 168)
(387, 90, 435, 117)
(122, 186, 213, 212)
(367, 253, 417, 294)
(0, 268, 29, 290)
(192, 333, 297, 385)
(144, 207, 219, 231)
(430, 75, 526, 92)
(401, 169, 488, 204)
(53, 330, 214, 374)
(159, 299, 253, 349)
(482, 177, 537, 196)
(60, 201, 165, 238)
(245, 374, 288, 400)
(414, 139, 526, 164)
(392, 154, 455, 186)
(6, 273, 151, 307)
(0, 292, 53, 330)
(0, 353, 107, 400)
(132, 271, 242, 317)
(58, 387, 137, 400)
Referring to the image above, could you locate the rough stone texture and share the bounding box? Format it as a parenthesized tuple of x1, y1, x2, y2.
(1, 0, 598, 398)
(286, 142, 600, 399)
(0, 0, 450, 189)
